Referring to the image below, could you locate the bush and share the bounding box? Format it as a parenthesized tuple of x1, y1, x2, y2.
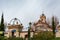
(32, 31, 53, 40)
(7, 37, 23, 40)
(0, 36, 5, 40)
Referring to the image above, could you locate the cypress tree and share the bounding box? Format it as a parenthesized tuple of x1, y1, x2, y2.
(0, 13, 4, 36)
(52, 16, 56, 38)
(28, 22, 32, 40)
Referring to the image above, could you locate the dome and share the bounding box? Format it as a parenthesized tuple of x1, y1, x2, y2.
(9, 18, 22, 25)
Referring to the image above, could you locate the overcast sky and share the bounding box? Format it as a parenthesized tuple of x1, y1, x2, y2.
(0, 0, 60, 29)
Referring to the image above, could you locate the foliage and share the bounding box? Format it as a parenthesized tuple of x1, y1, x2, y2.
(28, 28, 30, 40)
(0, 36, 8, 40)
(52, 16, 56, 38)
(0, 36, 60, 40)
(6, 37, 23, 40)
(28, 22, 32, 40)
(32, 31, 53, 40)
(0, 13, 4, 36)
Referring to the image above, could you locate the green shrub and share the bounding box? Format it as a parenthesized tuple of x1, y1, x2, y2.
(0, 36, 5, 40)
(33, 31, 53, 40)
(7, 37, 23, 40)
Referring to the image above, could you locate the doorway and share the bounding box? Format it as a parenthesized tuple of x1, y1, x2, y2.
(12, 30, 16, 37)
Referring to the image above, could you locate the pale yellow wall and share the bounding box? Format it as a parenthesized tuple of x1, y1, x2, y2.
(56, 32, 60, 37)
(4, 31, 34, 38)
(20, 32, 28, 38)
(20, 32, 34, 38)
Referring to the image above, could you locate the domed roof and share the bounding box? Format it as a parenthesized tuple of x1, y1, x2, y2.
(9, 18, 22, 25)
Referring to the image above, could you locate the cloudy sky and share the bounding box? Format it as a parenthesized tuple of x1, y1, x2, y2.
(0, 0, 60, 29)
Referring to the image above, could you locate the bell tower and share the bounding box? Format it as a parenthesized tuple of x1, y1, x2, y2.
(40, 12, 46, 23)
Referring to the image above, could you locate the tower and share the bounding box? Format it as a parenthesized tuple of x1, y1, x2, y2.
(40, 12, 46, 23)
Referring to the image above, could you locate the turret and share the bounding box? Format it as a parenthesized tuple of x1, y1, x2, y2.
(40, 12, 46, 23)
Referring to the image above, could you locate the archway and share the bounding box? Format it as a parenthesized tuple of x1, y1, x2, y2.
(11, 30, 16, 37)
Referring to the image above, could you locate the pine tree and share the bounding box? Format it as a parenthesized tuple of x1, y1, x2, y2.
(52, 16, 56, 38)
(0, 13, 4, 36)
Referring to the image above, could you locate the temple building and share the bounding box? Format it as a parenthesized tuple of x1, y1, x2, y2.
(4, 18, 33, 38)
(4, 13, 60, 38)
(4, 18, 23, 37)
(31, 13, 52, 32)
